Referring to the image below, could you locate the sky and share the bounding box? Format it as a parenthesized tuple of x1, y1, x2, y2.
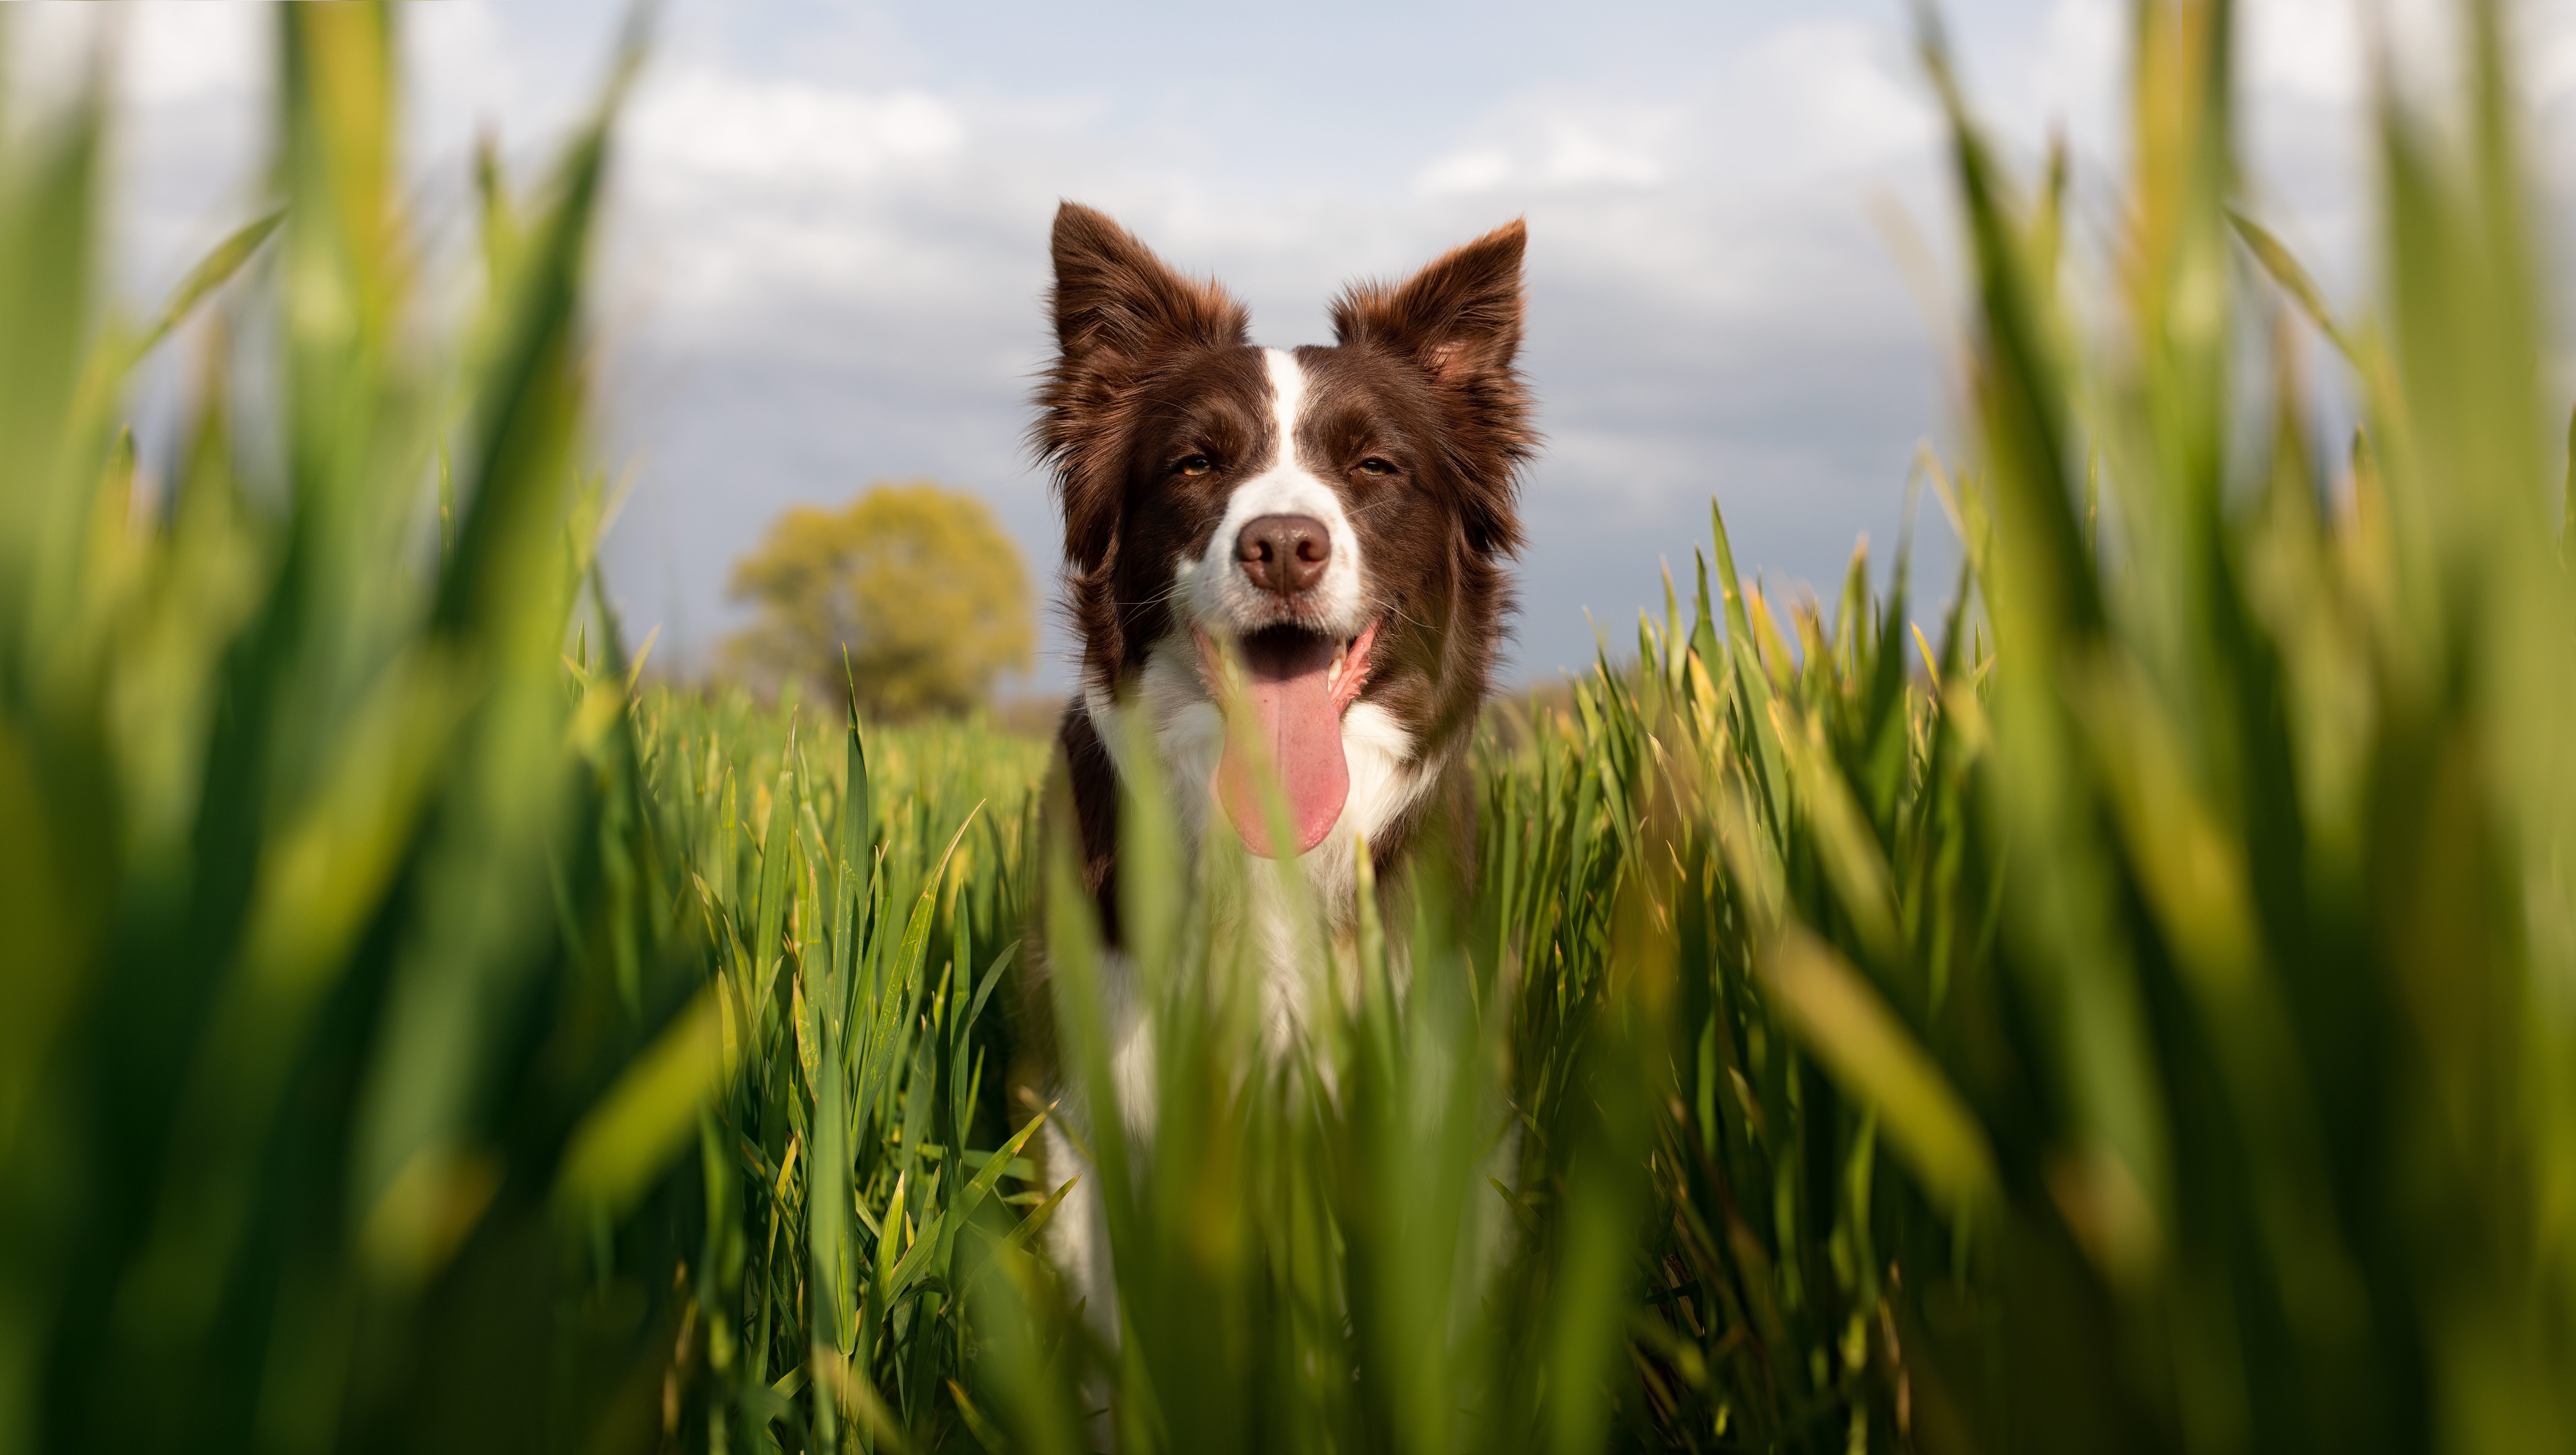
(26, 0, 2576, 694)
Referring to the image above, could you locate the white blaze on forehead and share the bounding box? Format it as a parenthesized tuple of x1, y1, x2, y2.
(1176, 347, 1366, 638)
(1264, 347, 1308, 473)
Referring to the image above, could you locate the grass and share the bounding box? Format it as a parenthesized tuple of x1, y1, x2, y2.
(7, 0, 2576, 1451)
(0, 7, 725, 1450)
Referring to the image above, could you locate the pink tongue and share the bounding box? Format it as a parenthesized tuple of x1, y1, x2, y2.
(1213, 631, 1348, 857)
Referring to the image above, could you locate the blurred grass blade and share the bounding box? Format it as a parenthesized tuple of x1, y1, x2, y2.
(2230, 208, 2356, 361)
(555, 985, 734, 1222)
(1761, 926, 1996, 1220)
(126, 209, 283, 363)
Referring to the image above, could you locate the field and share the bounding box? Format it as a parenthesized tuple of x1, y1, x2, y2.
(6, 2, 2576, 1452)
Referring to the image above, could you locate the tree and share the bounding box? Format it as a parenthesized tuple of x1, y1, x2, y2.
(723, 480, 1034, 717)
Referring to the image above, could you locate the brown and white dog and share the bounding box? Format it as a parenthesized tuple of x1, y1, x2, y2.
(1026, 201, 1532, 1323)
(1036, 200, 1532, 932)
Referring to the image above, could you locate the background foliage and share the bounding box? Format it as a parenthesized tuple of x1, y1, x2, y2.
(724, 481, 1036, 720)
(7, 1, 2575, 1452)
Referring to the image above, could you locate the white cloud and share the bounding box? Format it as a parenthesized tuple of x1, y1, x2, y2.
(2029, 0, 2122, 142)
(1416, 147, 1513, 196)
(633, 70, 964, 192)
(2247, 0, 2368, 105)
(124, 3, 264, 110)
(1732, 20, 1934, 177)
(1414, 20, 1926, 204)
(64, 0, 2576, 684)
(1414, 115, 1667, 196)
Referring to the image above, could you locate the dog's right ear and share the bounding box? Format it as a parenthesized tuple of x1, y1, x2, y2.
(1033, 202, 1249, 573)
(1048, 202, 1248, 367)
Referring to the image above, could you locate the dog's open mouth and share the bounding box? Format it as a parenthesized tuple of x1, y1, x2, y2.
(1195, 620, 1378, 857)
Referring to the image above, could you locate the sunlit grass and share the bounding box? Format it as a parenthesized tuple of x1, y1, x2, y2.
(9, 0, 2576, 1451)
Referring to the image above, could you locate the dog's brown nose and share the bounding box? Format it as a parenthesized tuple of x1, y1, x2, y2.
(1236, 514, 1330, 596)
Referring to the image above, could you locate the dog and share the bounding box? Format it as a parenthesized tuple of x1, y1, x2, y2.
(1023, 201, 1533, 1335)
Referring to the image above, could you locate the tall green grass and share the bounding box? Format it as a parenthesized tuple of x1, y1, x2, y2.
(11, 0, 2576, 1451)
(1508, 0, 2576, 1447)
(637, 685, 1044, 1449)
(961, 0, 2576, 1447)
(0, 8, 742, 1450)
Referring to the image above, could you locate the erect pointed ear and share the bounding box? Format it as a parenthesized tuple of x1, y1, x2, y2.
(1047, 201, 1249, 378)
(1329, 218, 1526, 389)
(1033, 202, 1249, 575)
(1330, 220, 1534, 557)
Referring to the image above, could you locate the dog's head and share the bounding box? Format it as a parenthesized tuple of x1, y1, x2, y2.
(1034, 203, 1532, 854)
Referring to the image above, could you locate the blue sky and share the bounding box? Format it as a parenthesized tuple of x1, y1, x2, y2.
(38, 1, 2576, 692)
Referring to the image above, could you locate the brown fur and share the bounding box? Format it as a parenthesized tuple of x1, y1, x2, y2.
(1027, 202, 1532, 945)
(1014, 206, 1534, 1353)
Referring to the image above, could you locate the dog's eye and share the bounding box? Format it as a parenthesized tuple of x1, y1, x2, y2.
(1176, 455, 1214, 477)
(1358, 457, 1396, 476)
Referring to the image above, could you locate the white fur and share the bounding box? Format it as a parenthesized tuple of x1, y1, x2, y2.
(1080, 347, 1436, 912)
(1052, 345, 1444, 1347)
(1174, 349, 1370, 641)
(1039, 1118, 1114, 1337)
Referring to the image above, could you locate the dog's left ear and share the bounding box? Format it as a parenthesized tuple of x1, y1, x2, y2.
(1330, 220, 1535, 556)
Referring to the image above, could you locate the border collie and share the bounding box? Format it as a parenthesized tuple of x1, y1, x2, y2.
(1025, 201, 1532, 1325)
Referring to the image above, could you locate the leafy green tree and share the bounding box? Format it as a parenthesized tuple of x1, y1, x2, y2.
(723, 480, 1035, 717)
